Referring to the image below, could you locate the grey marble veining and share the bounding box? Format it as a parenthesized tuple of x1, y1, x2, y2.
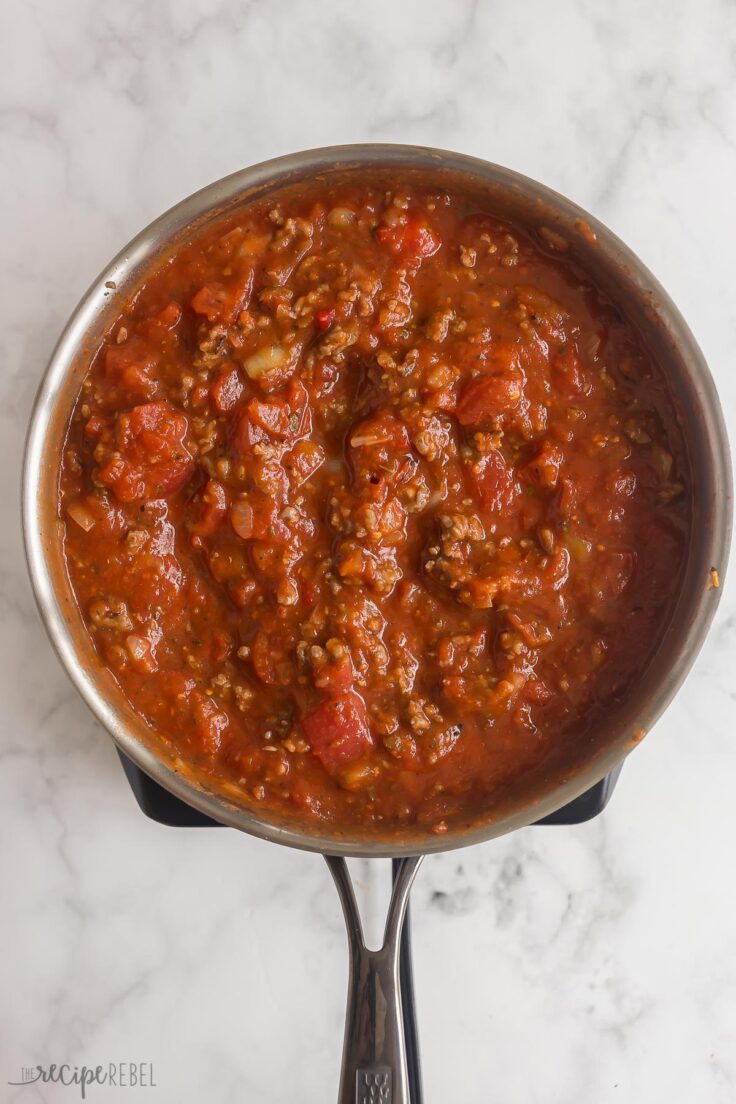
(1, 1, 735, 1101)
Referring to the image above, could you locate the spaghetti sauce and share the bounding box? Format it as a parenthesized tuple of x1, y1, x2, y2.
(59, 175, 690, 833)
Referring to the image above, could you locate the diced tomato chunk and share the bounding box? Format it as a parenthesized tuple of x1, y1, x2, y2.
(248, 399, 290, 437)
(104, 338, 161, 399)
(248, 380, 310, 441)
(146, 302, 182, 331)
(313, 651, 355, 694)
(456, 371, 523, 426)
(191, 284, 226, 321)
(375, 213, 441, 260)
(439, 676, 472, 707)
(191, 382, 211, 408)
(190, 269, 253, 324)
(466, 449, 517, 510)
(553, 346, 589, 396)
(527, 441, 564, 489)
(350, 412, 410, 453)
(228, 577, 257, 609)
(285, 440, 325, 486)
(212, 631, 233, 664)
(232, 380, 310, 456)
(124, 366, 161, 400)
(190, 479, 228, 536)
(211, 366, 244, 413)
(104, 338, 157, 378)
(124, 401, 174, 435)
(302, 691, 373, 774)
(97, 402, 194, 502)
(251, 628, 293, 686)
(231, 407, 268, 454)
(84, 413, 108, 440)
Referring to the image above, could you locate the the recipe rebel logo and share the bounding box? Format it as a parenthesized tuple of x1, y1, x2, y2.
(8, 1063, 157, 1098)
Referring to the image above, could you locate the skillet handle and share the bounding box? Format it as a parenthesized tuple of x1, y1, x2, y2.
(326, 855, 423, 1104)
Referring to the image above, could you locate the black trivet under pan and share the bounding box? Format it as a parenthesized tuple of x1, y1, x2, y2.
(118, 751, 621, 1104)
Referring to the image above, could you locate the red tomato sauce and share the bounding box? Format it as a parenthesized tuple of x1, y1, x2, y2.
(59, 176, 691, 833)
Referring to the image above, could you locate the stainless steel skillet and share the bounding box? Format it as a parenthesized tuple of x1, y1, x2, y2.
(23, 145, 731, 1102)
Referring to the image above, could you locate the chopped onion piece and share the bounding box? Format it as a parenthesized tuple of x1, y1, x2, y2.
(340, 760, 379, 789)
(243, 344, 287, 380)
(350, 431, 391, 448)
(125, 634, 157, 673)
(565, 532, 592, 561)
(67, 500, 97, 532)
(327, 206, 357, 229)
(230, 501, 254, 539)
(650, 444, 673, 483)
(237, 232, 270, 257)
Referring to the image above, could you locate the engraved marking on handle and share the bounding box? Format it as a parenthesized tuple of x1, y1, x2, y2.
(356, 1067, 392, 1103)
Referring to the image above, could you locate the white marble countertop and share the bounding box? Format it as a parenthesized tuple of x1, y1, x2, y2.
(2, 2, 735, 1102)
